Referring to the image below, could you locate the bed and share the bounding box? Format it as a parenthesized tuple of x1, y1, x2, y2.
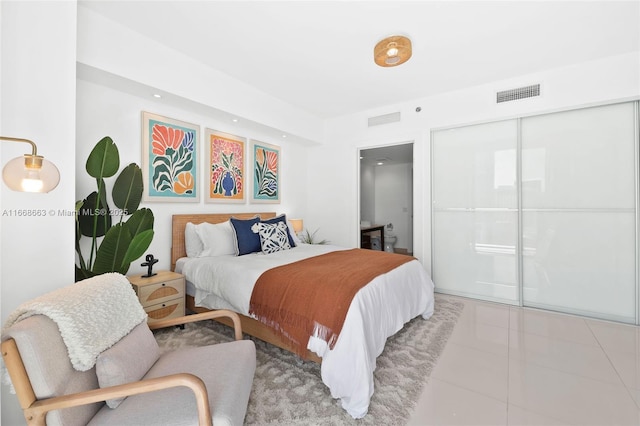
(171, 212, 435, 419)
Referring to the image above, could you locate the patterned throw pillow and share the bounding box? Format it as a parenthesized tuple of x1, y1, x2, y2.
(254, 222, 292, 254)
(262, 213, 297, 248)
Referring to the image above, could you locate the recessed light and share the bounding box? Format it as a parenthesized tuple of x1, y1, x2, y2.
(152, 93, 162, 98)
(232, 118, 238, 122)
(282, 134, 287, 138)
(377, 161, 384, 166)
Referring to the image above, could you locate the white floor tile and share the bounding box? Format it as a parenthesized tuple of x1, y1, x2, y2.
(587, 318, 640, 355)
(432, 342, 509, 401)
(628, 387, 640, 410)
(506, 404, 570, 426)
(508, 329, 623, 385)
(407, 378, 507, 426)
(448, 320, 509, 356)
(509, 308, 599, 346)
(408, 295, 640, 426)
(508, 360, 639, 425)
(605, 348, 640, 391)
(457, 299, 511, 329)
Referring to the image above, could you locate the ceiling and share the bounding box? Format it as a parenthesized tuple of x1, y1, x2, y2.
(80, 1, 639, 120)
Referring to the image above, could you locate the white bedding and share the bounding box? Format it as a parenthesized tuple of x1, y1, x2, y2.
(177, 244, 435, 419)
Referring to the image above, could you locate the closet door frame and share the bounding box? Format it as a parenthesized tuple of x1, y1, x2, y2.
(635, 101, 639, 325)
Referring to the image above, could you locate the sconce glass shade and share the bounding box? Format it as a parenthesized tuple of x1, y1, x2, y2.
(290, 218, 304, 234)
(3, 154, 60, 193)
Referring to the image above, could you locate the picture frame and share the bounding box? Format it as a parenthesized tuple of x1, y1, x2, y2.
(205, 128, 246, 203)
(251, 140, 280, 203)
(142, 112, 199, 203)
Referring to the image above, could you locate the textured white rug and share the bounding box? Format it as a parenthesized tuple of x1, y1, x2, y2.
(154, 295, 463, 425)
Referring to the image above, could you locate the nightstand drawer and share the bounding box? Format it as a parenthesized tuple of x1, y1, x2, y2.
(144, 298, 186, 324)
(128, 270, 186, 323)
(137, 278, 185, 306)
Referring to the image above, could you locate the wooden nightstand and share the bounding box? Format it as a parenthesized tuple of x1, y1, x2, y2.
(128, 270, 186, 325)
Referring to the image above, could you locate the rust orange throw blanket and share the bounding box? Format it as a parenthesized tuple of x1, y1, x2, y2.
(249, 248, 415, 358)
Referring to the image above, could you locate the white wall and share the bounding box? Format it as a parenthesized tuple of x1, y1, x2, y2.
(311, 52, 640, 271)
(76, 5, 323, 146)
(76, 79, 310, 276)
(1, 1, 77, 424)
(374, 163, 412, 252)
(359, 162, 375, 225)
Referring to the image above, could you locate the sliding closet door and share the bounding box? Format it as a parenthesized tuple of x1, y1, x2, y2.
(521, 103, 637, 323)
(432, 120, 520, 304)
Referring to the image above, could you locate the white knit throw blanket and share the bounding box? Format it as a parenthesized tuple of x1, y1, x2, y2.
(2, 272, 147, 371)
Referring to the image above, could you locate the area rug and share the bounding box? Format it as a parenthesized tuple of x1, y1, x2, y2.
(154, 294, 463, 425)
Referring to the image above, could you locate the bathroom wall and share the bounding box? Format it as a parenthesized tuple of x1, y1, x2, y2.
(374, 162, 413, 253)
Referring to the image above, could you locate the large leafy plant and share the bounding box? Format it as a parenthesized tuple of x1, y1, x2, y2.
(75, 137, 154, 281)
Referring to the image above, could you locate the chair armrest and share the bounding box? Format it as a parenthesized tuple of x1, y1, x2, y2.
(148, 309, 243, 340)
(24, 373, 211, 426)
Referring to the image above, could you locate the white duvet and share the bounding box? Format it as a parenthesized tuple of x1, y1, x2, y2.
(177, 244, 435, 419)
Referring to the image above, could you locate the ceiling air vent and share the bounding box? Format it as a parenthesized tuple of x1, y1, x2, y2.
(368, 111, 401, 127)
(496, 84, 540, 103)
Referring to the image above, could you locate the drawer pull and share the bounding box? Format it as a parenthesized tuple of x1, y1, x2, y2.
(162, 283, 166, 286)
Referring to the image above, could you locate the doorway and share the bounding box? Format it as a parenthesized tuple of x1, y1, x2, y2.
(359, 143, 414, 255)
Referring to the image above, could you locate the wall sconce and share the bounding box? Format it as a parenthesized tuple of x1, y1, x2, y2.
(290, 218, 304, 235)
(1, 136, 60, 193)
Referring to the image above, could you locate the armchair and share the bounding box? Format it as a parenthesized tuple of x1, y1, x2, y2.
(1, 274, 255, 426)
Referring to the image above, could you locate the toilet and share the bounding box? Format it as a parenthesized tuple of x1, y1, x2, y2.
(384, 223, 397, 253)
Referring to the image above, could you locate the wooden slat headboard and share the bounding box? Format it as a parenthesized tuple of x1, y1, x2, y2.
(171, 212, 277, 270)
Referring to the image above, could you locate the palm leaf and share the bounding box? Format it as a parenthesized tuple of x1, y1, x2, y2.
(86, 136, 120, 179)
(122, 229, 154, 267)
(92, 224, 131, 274)
(77, 191, 111, 237)
(112, 163, 143, 214)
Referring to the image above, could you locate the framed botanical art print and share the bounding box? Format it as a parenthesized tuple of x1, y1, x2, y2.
(251, 140, 280, 203)
(142, 112, 199, 202)
(205, 128, 246, 203)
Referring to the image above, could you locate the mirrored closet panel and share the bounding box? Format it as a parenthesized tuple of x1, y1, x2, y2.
(432, 101, 639, 323)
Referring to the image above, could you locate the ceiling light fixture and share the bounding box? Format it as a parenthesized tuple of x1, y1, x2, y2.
(374, 35, 412, 67)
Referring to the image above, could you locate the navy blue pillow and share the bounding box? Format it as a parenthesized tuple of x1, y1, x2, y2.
(262, 214, 297, 248)
(230, 216, 261, 256)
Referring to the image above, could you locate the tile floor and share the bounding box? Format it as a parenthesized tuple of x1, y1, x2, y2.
(407, 294, 640, 425)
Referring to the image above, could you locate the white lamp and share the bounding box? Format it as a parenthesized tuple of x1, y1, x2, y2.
(1, 136, 60, 193)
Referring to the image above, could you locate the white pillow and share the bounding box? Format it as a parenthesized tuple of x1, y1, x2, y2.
(185, 222, 204, 258)
(195, 221, 236, 257)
